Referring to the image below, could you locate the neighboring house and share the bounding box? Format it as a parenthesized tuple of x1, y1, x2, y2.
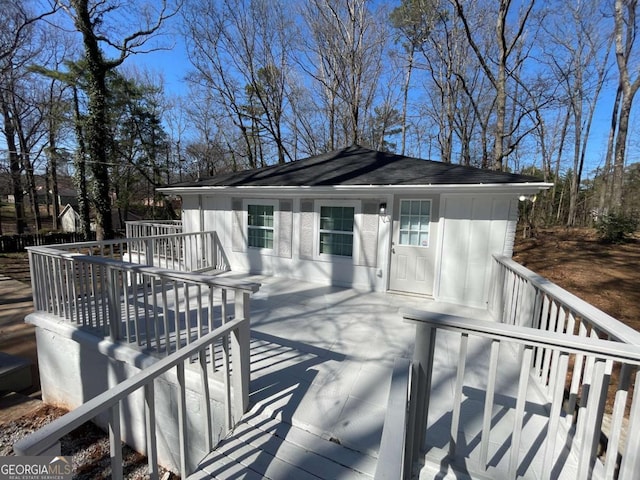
(58, 204, 81, 232)
(159, 145, 551, 309)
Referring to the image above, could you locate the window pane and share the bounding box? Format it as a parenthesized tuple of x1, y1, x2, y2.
(248, 204, 274, 249)
(248, 204, 274, 227)
(398, 200, 431, 246)
(320, 206, 354, 232)
(419, 232, 429, 247)
(320, 232, 353, 257)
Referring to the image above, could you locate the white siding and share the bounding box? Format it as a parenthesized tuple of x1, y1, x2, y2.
(178, 191, 521, 297)
(437, 195, 518, 308)
(181, 195, 200, 233)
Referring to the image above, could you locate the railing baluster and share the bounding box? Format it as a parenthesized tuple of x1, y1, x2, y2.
(199, 348, 213, 452)
(508, 345, 534, 478)
(210, 287, 217, 372)
(176, 362, 188, 478)
(534, 295, 550, 377)
(173, 280, 181, 351)
(144, 381, 159, 480)
(184, 283, 192, 345)
(151, 278, 160, 352)
(142, 274, 151, 350)
(566, 321, 588, 423)
(541, 300, 559, 388)
(605, 363, 631, 479)
(619, 370, 640, 480)
(541, 349, 570, 478)
(109, 401, 123, 480)
(480, 339, 500, 468)
(197, 284, 203, 339)
(132, 272, 141, 346)
(449, 332, 468, 457)
(161, 278, 170, 354)
(577, 358, 611, 479)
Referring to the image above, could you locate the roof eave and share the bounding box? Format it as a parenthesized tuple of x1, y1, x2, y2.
(157, 182, 553, 196)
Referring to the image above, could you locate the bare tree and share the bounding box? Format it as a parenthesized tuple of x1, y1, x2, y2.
(390, 0, 437, 155)
(0, 1, 61, 234)
(610, 0, 640, 211)
(543, 0, 612, 225)
(452, 0, 537, 170)
(302, 0, 386, 148)
(53, 0, 179, 240)
(183, 0, 296, 167)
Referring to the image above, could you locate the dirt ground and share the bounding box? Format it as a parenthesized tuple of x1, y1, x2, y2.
(513, 227, 640, 332)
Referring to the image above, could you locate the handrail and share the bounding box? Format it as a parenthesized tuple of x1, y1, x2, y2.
(404, 309, 640, 365)
(15, 317, 250, 480)
(375, 357, 411, 480)
(403, 310, 640, 480)
(492, 255, 640, 344)
(27, 244, 255, 353)
(27, 230, 227, 274)
(125, 220, 182, 239)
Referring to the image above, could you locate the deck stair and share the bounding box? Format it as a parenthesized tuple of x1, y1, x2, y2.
(190, 411, 377, 480)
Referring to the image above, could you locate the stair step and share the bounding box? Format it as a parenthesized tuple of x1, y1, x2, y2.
(0, 352, 32, 392)
(243, 415, 377, 477)
(191, 413, 375, 480)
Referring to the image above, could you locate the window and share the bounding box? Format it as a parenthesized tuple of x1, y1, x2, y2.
(247, 204, 274, 249)
(399, 200, 431, 247)
(319, 206, 354, 257)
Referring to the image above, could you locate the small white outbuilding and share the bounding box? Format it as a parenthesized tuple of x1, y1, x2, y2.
(58, 204, 82, 233)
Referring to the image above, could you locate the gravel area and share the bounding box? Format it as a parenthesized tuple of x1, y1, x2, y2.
(0, 403, 179, 479)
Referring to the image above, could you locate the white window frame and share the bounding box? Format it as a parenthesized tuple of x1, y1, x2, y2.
(398, 199, 432, 248)
(244, 199, 278, 251)
(315, 200, 360, 261)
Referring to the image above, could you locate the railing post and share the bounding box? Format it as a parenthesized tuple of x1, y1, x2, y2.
(407, 321, 437, 469)
(230, 290, 251, 423)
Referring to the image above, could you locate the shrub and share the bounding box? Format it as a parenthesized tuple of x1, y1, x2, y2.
(596, 212, 638, 243)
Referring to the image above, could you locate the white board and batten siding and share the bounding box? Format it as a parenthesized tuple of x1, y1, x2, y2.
(179, 191, 521, 308)
(436, 194, 519, 308)
(183, 195, 390, 292)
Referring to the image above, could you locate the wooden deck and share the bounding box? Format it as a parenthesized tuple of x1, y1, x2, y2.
(184, 274, 582, 479)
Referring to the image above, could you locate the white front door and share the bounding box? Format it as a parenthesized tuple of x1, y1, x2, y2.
(389, 198, 438, 296)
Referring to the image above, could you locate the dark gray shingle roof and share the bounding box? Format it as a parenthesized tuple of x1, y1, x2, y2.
(167, 145, 542, 188)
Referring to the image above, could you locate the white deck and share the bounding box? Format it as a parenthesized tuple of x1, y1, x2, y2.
(192, 274, 580, 479)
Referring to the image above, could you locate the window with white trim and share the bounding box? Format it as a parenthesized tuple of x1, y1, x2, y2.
(399, 200, 431, 247)
(319, 206, 354, 257)
(247, 204, 274, 249)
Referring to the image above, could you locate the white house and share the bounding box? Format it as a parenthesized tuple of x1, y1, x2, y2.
(159, 145, 551, 309)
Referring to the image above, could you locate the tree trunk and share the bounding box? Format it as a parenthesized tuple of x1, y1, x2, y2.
(72, 0, 114, 240)
(72, 88, 91, 239)
(1, 95, 26, 234)
(599, 86, 622, 214)
(400, 47, 415, 155)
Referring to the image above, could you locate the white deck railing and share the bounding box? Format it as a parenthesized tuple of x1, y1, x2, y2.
(490, 255, 640, 420)
(125, 219, 183, 238)
(403, 311, 640, 480)
(14, 316, 251, 480)
(30, 230, 227, 274)
(27, 246, 257, 355)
